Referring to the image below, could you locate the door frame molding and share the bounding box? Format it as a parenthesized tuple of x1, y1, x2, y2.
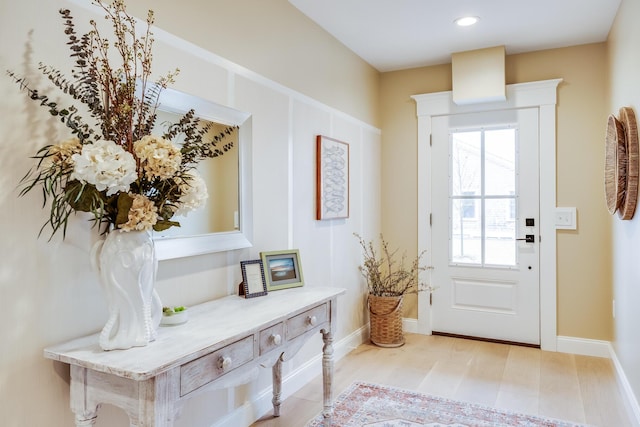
(412, 79, 562, 351)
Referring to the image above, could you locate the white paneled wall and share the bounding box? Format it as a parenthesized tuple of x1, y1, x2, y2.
(0, 1, 381, 425)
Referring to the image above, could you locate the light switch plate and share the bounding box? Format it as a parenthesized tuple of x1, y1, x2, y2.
(555, 207, 577, 230)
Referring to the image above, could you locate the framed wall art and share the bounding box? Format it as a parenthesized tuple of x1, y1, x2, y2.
(240, 259, 268, 298)
(316, 135, 350, 220)
(260, 249, 304, 291)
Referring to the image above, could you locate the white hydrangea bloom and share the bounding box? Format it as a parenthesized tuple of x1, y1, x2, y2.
(174, 170, 208, 216)
(71, 140, 138, 196)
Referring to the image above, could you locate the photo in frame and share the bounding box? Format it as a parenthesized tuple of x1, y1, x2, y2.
(260, 250, 304, 291)
(316, 135, 350, 220)
(240, 259, 268, 298)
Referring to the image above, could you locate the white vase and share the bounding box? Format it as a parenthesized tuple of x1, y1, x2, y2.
(91, 229, 162, 351)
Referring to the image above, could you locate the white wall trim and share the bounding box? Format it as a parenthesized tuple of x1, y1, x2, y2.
(403, 317, 419, 334)
(609, 343, 640, 426)
(212, 325, 368, 427)
(411, 79, 562, 351)
(556, 336, 611, 358)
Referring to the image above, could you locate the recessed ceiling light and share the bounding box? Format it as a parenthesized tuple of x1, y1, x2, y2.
(455, 16, 479, 27)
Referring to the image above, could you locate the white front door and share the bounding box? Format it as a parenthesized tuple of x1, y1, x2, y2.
(430, 108, 540, 345)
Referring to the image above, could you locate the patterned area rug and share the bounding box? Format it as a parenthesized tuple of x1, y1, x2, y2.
(306, 382, 589, 427)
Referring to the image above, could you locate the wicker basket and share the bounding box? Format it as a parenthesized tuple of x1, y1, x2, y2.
(368, 294, 404, 347)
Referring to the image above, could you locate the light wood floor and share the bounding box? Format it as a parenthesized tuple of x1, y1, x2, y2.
(252, 333, 632, 427)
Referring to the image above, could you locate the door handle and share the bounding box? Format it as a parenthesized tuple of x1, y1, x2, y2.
(516, 235, 535, 243)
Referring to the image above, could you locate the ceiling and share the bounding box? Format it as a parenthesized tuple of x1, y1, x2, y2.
(288, 0, 622, 72)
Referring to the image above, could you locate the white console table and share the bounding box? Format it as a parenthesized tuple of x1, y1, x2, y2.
(44, 287, 345, 426)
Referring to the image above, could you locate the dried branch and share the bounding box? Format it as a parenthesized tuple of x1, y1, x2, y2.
(355, 233, 432, 297)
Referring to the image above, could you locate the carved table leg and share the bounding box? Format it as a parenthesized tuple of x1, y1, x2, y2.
(272, 354, 284, 417)
(70, 366, 100, 427)
(321, 328, 334, 426)
(74, 414, 99, 427)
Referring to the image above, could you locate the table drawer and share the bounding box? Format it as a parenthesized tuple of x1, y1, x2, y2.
(259, 323, 284, 355)
(286, 303, 328, 340)
(180, 336, 254, 396)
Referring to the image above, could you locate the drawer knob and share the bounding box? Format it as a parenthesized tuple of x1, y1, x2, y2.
(307, 315, 317, 326)
(270, 334, 282, 345)
(219, 356, 232, 371)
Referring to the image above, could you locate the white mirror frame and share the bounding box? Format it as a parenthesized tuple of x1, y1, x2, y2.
(151, 87, 253, 260)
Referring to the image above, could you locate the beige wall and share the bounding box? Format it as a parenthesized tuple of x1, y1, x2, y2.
(0, 0, 380, 425)
(607, 0, 640, 405)
(126, 0, 380, 128)
(380, 44, 612, 340)
(379, 64, 452, 316)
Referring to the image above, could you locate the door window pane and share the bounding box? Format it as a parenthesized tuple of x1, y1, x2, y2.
(451, 198, 481, 264)
(485, 198, 516, 266)
(485, 129, 515, 196)
(461, 191, 476, 218)
(449, 127, 517, 267)
(451, 131, 481, 196)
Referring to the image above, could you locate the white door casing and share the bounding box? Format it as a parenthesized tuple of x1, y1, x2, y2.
(412, 79, 562, 351)
(431, 108, 540, 345)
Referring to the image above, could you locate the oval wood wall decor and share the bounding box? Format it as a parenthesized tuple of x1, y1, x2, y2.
(605, 114, 626, 214)
(618, 107, 638, 220)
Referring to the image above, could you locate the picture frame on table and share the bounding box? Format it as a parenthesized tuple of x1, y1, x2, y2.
(260, 249, 304, 291)
(316, 135, 350, 220)
(240, 259, 268, 298)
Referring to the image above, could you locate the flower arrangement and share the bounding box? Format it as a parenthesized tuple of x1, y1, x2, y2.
(8, 0, 235, 238)
(354, 233, 434, 297)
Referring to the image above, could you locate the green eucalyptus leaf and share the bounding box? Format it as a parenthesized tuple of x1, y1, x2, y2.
(115, 193, 134, 226)
(153, 220, 180, 232)
(158, 205, 175, 221)
(65, 180, 101, 212)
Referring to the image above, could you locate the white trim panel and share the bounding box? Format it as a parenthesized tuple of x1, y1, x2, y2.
(556, 335, 611, 358)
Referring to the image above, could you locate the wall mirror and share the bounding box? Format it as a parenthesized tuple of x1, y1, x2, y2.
(151, 87, 253, 260)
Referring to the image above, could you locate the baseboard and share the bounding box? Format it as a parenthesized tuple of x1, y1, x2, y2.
(212, 325, 369, 427)
(556, 335, 611, 358)
(403, 317, 419, 334)
(608, 343, 640, 426)
(556, 337, 640, 425)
